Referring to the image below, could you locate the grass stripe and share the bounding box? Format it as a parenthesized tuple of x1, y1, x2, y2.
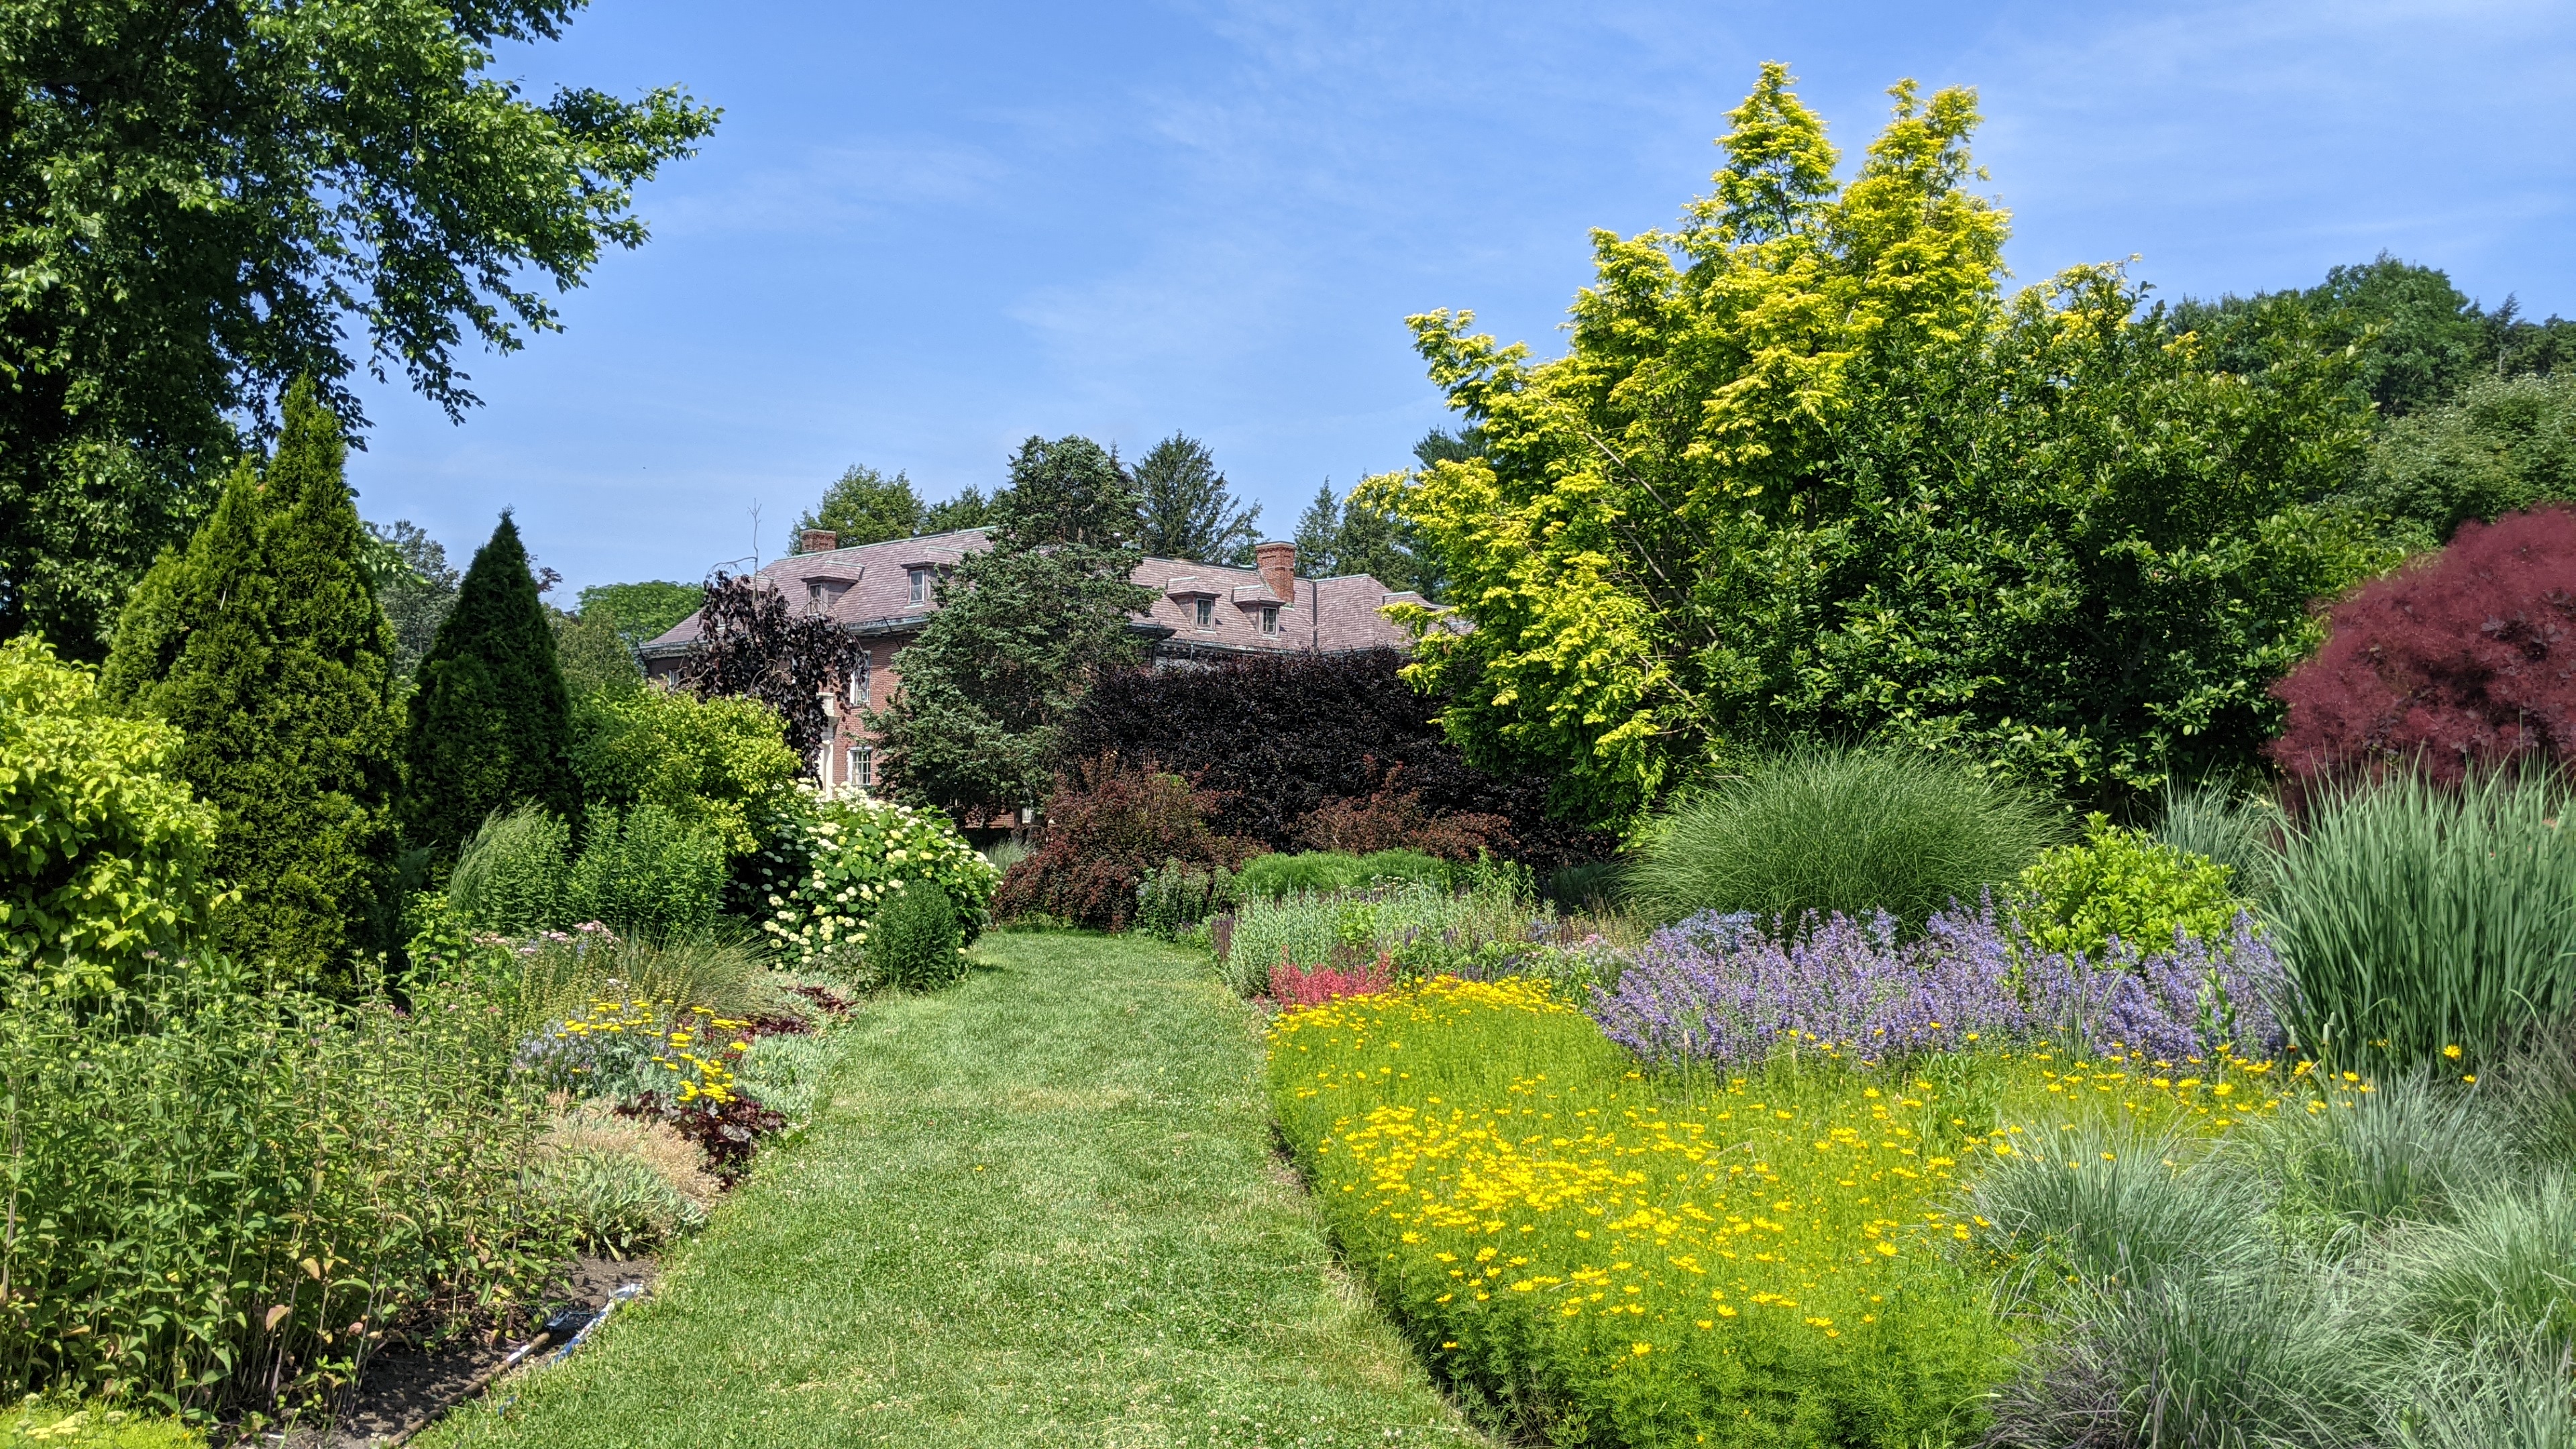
(423, 932, 1481, 1448)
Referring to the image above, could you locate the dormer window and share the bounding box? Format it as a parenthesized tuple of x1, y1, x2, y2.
(1260, 605, 1279, 636)
(807, 581, 827, 613)
(908, 568, 932, 605)
(1195, 597, 1214, 629)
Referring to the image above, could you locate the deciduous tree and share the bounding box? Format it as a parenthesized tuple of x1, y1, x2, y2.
(0, 0, 715, 656)
(794, 465, 924, 548)
(1371, 64, 2390, 827)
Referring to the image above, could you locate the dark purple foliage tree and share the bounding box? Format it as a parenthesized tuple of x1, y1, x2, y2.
(1057, 649, 1615, 869)
(2270, 506, 2576, 792)
(681, 573, 861, 774)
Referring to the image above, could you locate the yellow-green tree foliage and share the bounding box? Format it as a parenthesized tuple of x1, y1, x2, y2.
(570, 686, 800, 856)
(1369, 66, 2390, 826)
(0, 636, 221, 999)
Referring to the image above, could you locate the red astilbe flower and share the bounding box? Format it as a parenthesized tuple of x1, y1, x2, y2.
(1267, 947, 1393, 1008)
(2271, 505, 2576, 795)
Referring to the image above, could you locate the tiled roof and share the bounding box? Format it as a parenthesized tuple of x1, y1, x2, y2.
(637, 530, 1424, 657)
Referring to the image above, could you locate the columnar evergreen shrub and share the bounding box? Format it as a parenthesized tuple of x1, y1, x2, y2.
(0, 637, 221, 1000)
(101, 382, 402, 974)
(2271, 506, 2576, 791)
(867, 879, 963, 991)
(991, 756, 1261, 930)
(1060, 650, 1614, 869)
(402, 513, 581, 856)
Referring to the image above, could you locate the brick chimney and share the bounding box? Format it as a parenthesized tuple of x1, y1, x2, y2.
(1254, 540, 1296, 601)
(798, 529, 838, 554)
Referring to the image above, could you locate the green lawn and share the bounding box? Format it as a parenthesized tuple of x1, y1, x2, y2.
(425, 932, 1481, 1448)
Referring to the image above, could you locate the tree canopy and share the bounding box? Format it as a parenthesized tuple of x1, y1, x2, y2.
(871, 436, 1155, 816)
(1368, 64, 2393, 828)
(0, 0, 717, 656)
(1133, 433, 1260, 564)
(575, 580, 704, 649)
(795, 465, 924, 548)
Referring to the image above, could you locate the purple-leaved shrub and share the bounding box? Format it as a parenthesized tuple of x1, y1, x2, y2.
(1591, 902, 2286, 1069)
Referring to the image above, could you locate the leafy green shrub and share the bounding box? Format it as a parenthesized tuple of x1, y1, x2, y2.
(0, 637, 221, 1002)
(1626, 745, 2061, 932)
(564, 803, 727, 936)
(1132, 860, 1238, 940)
(447, 805, 570, 934)
(754, 788, 998, 969)
(570, 684, 800, 856)
(2012, 812, 2249, 960)
(2267, 768, 2576, 1069)
(0, 961, 559, 1419)
(868, 879, 963, 991)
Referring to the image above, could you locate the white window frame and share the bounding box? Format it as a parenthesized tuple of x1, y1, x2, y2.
(848, 649, 871, 706)
(1260, 604, 1279, 636)
(849, 743, 874, 789)
(1194, 596, 1214, 629)
(908, 568, 930, 605)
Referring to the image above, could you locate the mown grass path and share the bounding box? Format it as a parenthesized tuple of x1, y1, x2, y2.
(425, 932, 1481, 1449)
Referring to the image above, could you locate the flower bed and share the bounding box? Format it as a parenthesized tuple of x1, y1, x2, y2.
(1268, 976, 2286, 1446)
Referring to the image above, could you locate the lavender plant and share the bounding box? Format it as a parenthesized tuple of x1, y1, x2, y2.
(1592, 902, 2287, 1069)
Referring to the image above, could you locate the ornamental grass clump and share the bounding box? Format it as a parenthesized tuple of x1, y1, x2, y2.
(2265, 766, 2576, 1071)
(1626, 745, 2061, 934)
(1592, 903, 2286, 1071)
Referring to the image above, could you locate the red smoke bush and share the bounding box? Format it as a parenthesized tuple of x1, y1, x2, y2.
(991, 755, 1262, 930)
(2269, 506, 2576, 792)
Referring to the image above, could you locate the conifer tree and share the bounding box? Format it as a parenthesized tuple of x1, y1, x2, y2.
(402, 513, 581, 855)
(103, 380, 402, 976)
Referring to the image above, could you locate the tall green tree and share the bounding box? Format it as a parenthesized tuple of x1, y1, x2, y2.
(1132, 433, 1260, 564)
(0, 0, 716, 657)
(1370, 64, 2390, 827)
(920, 486, 997, 533)
(365, 520, 460, 680)
(2175, 255, 2571, 423)
(1293, 482, 1441, 598)
(871, 437, 1155, 817)
(794, 465, 923, 548)
(402, 514, 581, 856)
(2347, 372, 2576, 544)
(101, 381, 402, 975)
(574, 580, 703, 649)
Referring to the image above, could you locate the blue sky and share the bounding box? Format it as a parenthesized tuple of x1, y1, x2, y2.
(344, 0, 2576, 596)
